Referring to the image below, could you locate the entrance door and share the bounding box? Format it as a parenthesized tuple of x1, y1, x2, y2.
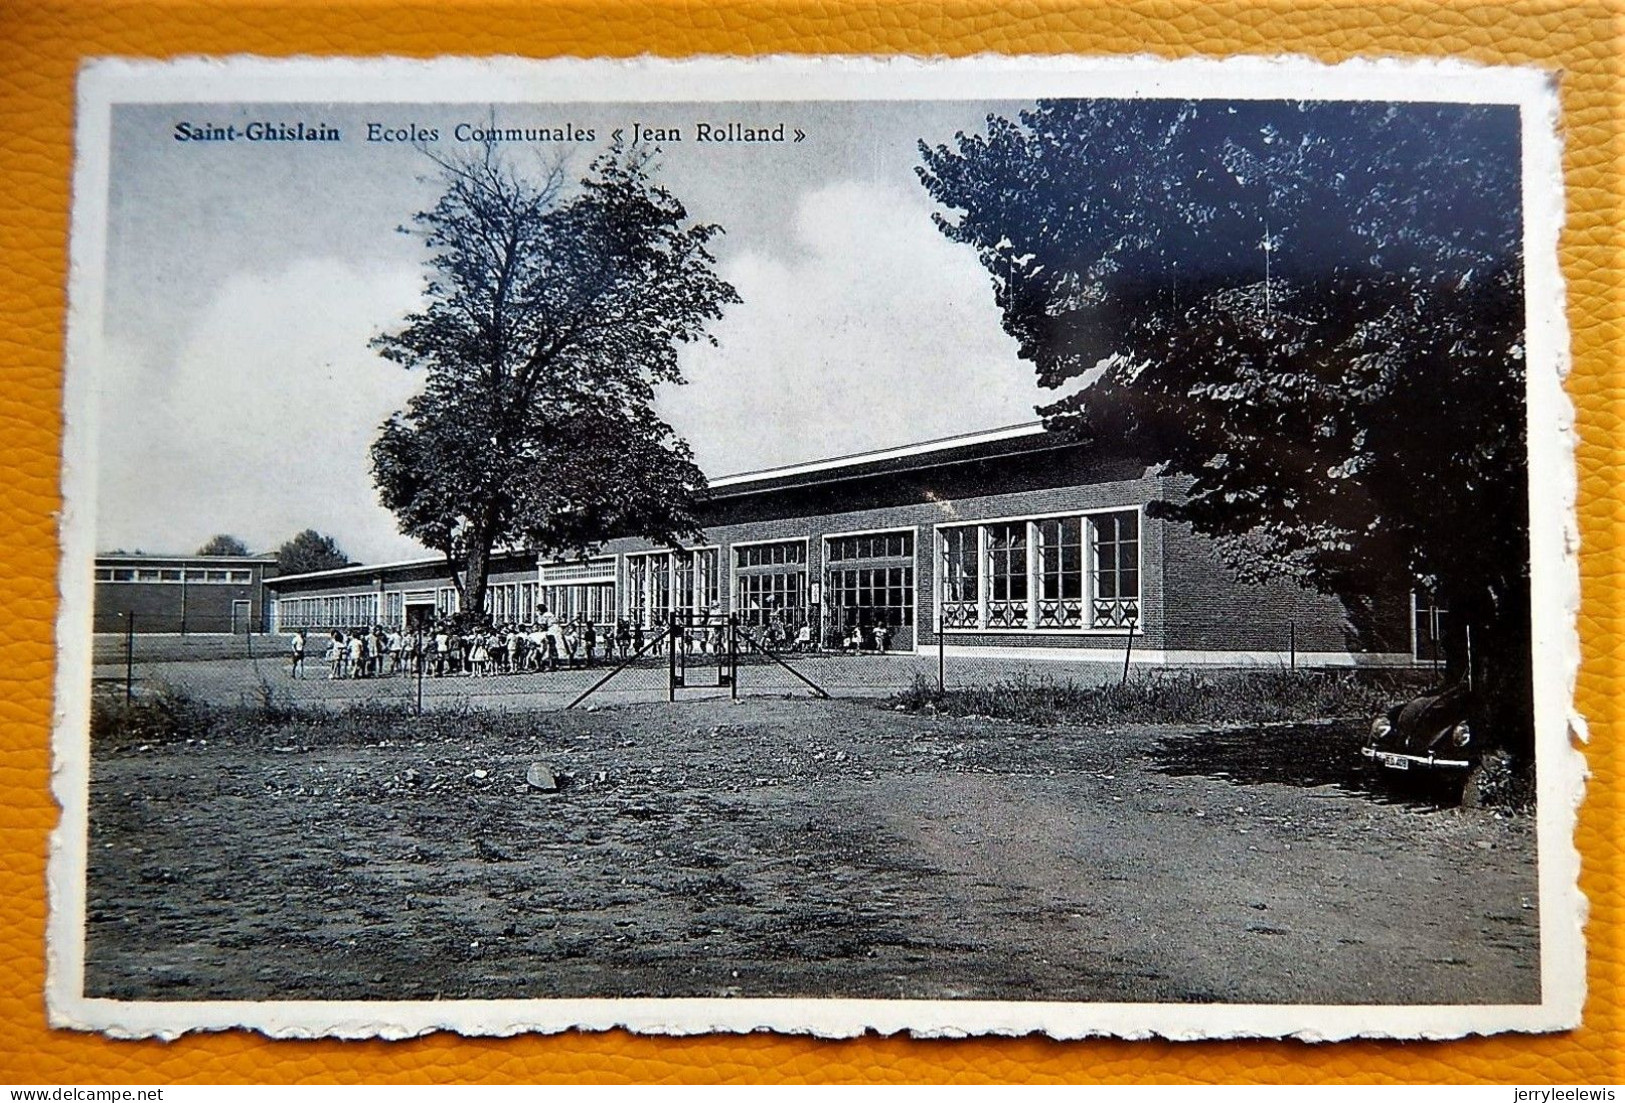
(231, 599, 252, 635)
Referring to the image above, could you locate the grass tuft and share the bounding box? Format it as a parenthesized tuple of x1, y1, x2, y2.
(90, 687, 554, 753)
(891, 668, 1426, 727)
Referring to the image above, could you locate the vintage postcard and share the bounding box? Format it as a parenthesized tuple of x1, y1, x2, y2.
(50, 55, 1582, 1040)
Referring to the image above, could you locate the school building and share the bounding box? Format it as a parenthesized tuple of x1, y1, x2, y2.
(93, 552, 281, 634)
(266, 422, 1424, 666)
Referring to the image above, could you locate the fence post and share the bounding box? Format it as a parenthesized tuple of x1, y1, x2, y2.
(1289, 621, 1296, 671)
(415, 644, 424, 715)
(1121, 620, 1135, 685)
(668, 613, 678, 702)
(729, 614, 739, 700)
(124, 611, 135, 706)
(937, 614, 945, 695)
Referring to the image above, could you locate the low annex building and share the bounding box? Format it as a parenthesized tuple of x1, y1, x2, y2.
(266, 423, 1418, 667)
(93, 552, 280, 635)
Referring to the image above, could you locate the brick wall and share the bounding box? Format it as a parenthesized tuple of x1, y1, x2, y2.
(94, 581, 261, 634)
(1159, 519, 1411, 656)
(604, 465, 1171, 653)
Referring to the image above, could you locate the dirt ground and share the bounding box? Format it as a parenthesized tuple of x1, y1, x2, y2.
(83, 695, 1539, 1005)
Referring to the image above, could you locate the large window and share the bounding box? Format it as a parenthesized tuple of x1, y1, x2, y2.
(826, 566, 913, 629)
(1090, 511, 1140, 628)
(939, 526, 980, 629)
(734, 540, 808, 628)
(939, 510, 1140, 632)
(985, 522, 1028, 629)
(624, 548, 718, 627)
(673, 548, 720, 615)
(542, 582, 614, 625)
(824, 531, 915, 638)
(1036, 516, 1085, 629)
(736, 571, 805, 627)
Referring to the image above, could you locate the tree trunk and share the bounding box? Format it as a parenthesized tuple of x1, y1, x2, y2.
(1448, 580, 1534, 766)
(462, 537, 493, 625)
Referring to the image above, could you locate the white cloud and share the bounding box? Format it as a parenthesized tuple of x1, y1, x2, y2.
(659, 179, 1050, 477)
(95, 258, 430, 563)
(94, 182, 1053, 566)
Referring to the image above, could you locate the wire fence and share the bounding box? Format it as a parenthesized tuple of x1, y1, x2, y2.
(90, 614, 919, 714)
(91, 609, 1408, 717)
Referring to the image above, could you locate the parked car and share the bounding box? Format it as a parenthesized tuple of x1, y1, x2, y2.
(1361, 683, 1478, 780)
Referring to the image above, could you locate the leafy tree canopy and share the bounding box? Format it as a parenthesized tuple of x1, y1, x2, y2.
(372, 142, 739, 618)
(918, 100, 1529, 748)
(276, 529, 351, 575)
(196, 534, 250, 556)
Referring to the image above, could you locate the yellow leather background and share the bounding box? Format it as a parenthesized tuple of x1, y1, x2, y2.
(1, 0, 1618, 1084)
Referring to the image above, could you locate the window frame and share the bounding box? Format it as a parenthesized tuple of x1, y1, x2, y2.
(621, 544, 723, 627)
(728, 536, 811, 629)
(821, 526, 918, 635)
(933, 505, 1145, 636)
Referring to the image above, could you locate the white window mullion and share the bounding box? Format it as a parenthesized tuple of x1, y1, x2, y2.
(976, 524, 989, 630)
(1085, 515, 1099, 625)
(1026, 519, 1040, 630)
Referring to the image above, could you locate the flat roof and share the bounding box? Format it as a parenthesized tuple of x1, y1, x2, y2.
(706, 420, 1073, 500)
(269, 548, 534, 586)
(708, 421, 1049, 490)
(96, 552, 278, 564)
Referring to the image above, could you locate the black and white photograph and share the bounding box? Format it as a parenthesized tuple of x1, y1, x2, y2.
(50, 56, 1580, 1039)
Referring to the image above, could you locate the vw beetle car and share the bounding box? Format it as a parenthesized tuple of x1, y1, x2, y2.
(1361, 683, 1477, 780)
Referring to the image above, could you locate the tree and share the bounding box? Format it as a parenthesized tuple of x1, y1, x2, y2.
(276, 529, 351, 575)
(372, 142, 739, 619)
(196, 534, 249, 556)
(917, 100, 1531, 754)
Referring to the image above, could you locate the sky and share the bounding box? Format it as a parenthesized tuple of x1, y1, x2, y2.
(94, 99, 1054, 563)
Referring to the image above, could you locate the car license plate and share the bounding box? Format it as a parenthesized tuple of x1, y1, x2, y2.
(1378, 753, 1410, 771)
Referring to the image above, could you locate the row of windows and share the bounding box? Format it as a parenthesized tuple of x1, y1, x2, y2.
(96, 567, 253, 584)
(826, 532, 913, 562)
(940, 511, 1140, 631)
(735, 541, 806, 568)
(271, 513, 1141, 634)
(486, 581, 541, 624)
(277, 593, 380, 630)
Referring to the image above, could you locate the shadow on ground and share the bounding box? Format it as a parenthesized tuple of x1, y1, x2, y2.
(1148, 720, 1463, 811)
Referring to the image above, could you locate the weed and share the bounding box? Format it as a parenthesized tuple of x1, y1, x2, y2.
(893, 668, 1424, 727)
(90, 685, 214, 752)
(1467, 749, 1537, 815)
(90, 688, 560, 754)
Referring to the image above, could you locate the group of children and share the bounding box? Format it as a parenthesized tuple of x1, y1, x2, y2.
(287, 610, 901, 679)
(287, 610, 652, 680)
